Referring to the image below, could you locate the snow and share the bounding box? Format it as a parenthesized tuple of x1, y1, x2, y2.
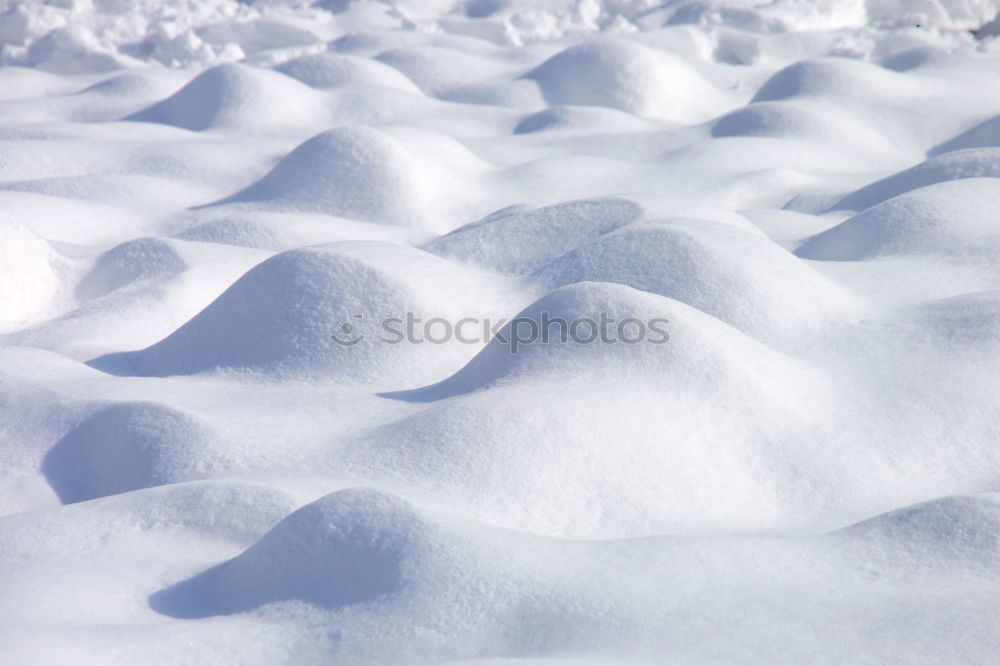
(128, 62, 333, 133)
(801, 178, 1000, 259)
(527, 38, 732, 121)
(3, 0, 1000, 664)
(109, 241, 525, 383)
(0, 217, 60, 328)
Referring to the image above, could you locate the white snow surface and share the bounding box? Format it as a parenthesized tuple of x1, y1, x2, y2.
(3, 0, 1000, 664)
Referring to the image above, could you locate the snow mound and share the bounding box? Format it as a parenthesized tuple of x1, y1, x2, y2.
(215, 126, 479, 229)
(931, 115, 1000, 155)
(751, 57, 909, 103)
(534, 220, 858, 344)
(400, 280, 810, 400)
(364, 282, 825, 534)
(76, 72, 170, 98)
(0, 216, 58, 327)
(151, 488, 426, 617)
(42, 401, 223, 504)
(834, 148, 1000, 211)
(798, 178, 1000, 260)
(172, 211, 428, 251)
(116, 242, 519, 384)
(711, 101, 861, 139)
(526, 39, 727, 122)
(76, 237, 188, 301)
(513, 104, 654, 134)
(879, 46, 951, 72)
(217, 126, 421, 224)
(173, 217, 285, 250)
(842, 494, 1000, 567)
(423, 197, 643, 274)
(128, 63, 327, 133)
(274, 52, 421, 93)
(7, 237, 266, 360)
(424, 197, 757, 275)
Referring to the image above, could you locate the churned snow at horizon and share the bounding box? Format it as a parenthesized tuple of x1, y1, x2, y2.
(3, 0, 1000, 663)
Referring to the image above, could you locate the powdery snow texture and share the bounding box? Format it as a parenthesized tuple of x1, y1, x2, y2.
(3, 1, 1000, 665)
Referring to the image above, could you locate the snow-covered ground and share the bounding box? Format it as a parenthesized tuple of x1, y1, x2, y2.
(3, 0, 1000, 663)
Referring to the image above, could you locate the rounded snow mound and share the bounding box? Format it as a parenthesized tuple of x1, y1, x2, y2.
(173, 217, 284, 250)
(931, 116, 1000, 156)
(423, 197, 643, 274)
(366, 283, 825, 535)
(120, 242, 517, 384)
(217, 126, 471, 228)
(534, 219, 857, 344)
(526, 38, 726, 122)
(128, 63, 327, 133)
(798, 178, 1000, 260)
(76, 237, 188, 301)
(879, 46, 951, 72)
(751, 57, 909, 103)
(0, 216, 58, 327)
(514, 104, 654, 134)
(712, 101, 846, 138)
(77, 72, 170, 98)
(842, 494, 1000, 568)
(402, 281, 809, 400)
(275, 53, 421, 93)
(221, 126, 421, 224)
(423, 197, 756, 275)
(152, 488, 427, 616)
(833, 148, 1000, 211)
(42, 401, 223, 504)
